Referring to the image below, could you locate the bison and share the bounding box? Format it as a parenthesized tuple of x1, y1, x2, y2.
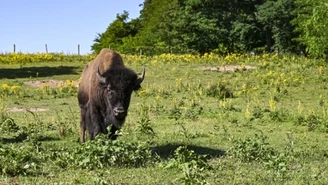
(78, 49, 145, 143)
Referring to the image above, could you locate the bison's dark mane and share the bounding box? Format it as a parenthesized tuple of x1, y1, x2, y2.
(103, 67, 138, 88)
(96, 67, 138, 130)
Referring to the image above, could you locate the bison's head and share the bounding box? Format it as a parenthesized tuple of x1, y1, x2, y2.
(96, 66, 145, 127)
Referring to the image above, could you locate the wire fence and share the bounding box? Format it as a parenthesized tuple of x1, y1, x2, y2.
(9, 44, 83, 55)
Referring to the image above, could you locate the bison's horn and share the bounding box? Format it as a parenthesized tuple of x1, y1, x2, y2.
(96, 66, 106, 84)
(136, 67, 145, 85)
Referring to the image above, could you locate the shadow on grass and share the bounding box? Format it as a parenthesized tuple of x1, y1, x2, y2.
(0, 66, 79, 79)
(1, 135, 61, 144)
(152, 143, 225, 159)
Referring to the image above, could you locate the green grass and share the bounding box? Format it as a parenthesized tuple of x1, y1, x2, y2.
(1, 54, 328, 184)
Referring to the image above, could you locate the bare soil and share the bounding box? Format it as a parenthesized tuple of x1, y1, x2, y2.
(9, 80, 78, 112)
(24, 80, 79, 88)
(7, 107, 50, 112)
(200, 65, 256, 71)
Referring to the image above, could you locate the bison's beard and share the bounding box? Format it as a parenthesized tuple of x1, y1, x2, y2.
(104, 113, 126, 129)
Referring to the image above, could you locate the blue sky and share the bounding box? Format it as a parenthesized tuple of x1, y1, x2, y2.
(0, 0, 143, 54)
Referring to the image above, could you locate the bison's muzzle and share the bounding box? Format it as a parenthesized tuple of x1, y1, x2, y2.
(113, 106, 126, 119)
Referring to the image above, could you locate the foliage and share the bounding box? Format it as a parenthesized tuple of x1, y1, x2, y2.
(256, 0, 298, 53)
(91, 11, 141, 54)
(204, 82, 233, 99)
(229, 134, 277, 162)
(295, 113, 328, 132)
(89, 0, 328, 57)
(163, 146, 211, 185)
(136, 103, 156, 138)
(229, 134, 288, 176)
(293, 0, 328, 58)
(0, 141, 41, 176)
(73, 135, 156, 169)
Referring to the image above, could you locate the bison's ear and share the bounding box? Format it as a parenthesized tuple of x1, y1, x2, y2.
(134, 67, 145, 91)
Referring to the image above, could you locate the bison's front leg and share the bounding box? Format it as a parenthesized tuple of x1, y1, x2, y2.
(109, 125, 119, 140)
(88, 107, 103, 140)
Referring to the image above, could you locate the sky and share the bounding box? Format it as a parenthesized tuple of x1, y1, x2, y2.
(0, 0, 143, 54)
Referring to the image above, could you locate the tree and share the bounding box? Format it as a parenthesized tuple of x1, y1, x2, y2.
(91, 0, 328, 58)
(293, 0, 328, 58)
(256, 0, 298, 53)
(136, 0, 178, 53)
(169, 0, 220, 54)
(91, 11, 141, 54)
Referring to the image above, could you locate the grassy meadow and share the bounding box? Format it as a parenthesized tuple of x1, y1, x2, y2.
(0, 52, 328, 184)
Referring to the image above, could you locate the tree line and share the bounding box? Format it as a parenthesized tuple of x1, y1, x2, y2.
(91, 0, 328, 58)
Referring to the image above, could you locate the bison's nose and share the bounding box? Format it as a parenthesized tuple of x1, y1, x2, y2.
(113, 107, 126, 118)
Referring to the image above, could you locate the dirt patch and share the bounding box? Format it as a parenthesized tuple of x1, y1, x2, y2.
(24, 80, 79, 88)
(200, 65, 257, 71)
(7, 107, 50, 112)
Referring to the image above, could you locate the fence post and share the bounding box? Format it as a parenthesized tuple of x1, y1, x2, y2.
(45, 44, 48, 53)
(13, 44, 16, 53)
(78, 44, 80, 55)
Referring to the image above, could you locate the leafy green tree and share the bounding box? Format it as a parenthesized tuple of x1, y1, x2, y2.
(170, 0, 220, 54)
(293, 0, 328, 58)
(91, 0, 328, 58)
(256, 0, 298, 53)
(227, 0, 265, 53)
(136, 0, 178, 54)
(91, 11, 141, 54)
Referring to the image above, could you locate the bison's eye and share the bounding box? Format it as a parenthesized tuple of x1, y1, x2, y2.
(99, 82, 107, 89)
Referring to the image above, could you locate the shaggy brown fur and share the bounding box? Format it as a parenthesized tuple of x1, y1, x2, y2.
(78, 49, 144, 143)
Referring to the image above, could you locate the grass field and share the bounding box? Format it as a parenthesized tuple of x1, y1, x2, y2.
(0, 53, 328, 184)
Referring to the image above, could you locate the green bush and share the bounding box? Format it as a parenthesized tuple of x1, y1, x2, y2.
(73, 135, 156, 169)
(163, 146, 211, 185)
(0, 142, 41, 176)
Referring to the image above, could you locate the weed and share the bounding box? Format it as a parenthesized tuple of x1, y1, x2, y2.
(74, 135, 156, 169)
(178, 123, 192, 147)
(294, 113, 328, 132)
(93, 172, 113, 185)
(0, 141, 41, 176)
(169, 99, 204, 121)
(185, 100, 204, 121)
(0, 117, 19, 134)
(229, 134, 277, 162)
(46, 147, 75, 168)
(163, 146, 211, 185)
(229, 134, 289, 177)
(136, 103, 156, 139)
(55, 108, 76, 137)
(269, 108, 290, 122)
(23, 111, 48, 141)
(205, 82, 233, 99)
(252, 106, 264, 119)
(169, 104, 183, 121)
